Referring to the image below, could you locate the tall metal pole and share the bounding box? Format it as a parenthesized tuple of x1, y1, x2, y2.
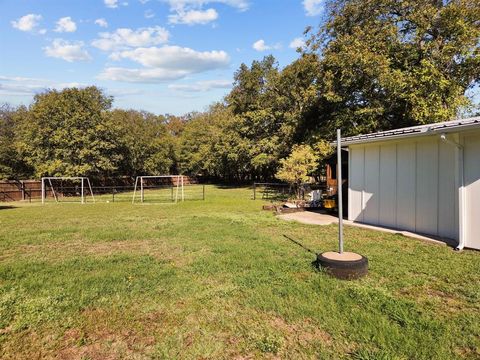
(337, 129, 344, 254)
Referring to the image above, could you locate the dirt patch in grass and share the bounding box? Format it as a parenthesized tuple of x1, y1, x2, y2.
(269, 316, 333, 347)
(56, 308, 160, 360)
(396, 285, 465, 314)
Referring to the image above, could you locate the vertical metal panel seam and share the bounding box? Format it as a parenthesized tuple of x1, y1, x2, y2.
(395, 144, 398, 228)
(362, 146, 365, 222)
(436, 139, 440, 236)
(348, 147, 352, 220)
(394, 143, 398, 228)
(414, 141, 417, 233)
(377, 145, 381, 225)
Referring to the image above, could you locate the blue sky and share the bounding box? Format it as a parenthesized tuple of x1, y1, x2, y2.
(1, 0, 326, 115)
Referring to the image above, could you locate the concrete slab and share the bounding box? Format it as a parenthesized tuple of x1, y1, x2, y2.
(277, 210, 457, 247)
(278, 211, 337, 225)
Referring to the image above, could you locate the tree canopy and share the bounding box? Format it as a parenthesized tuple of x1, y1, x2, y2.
(306, 0, 480, 136)
(17, 87, 121, 178)
(1, 0, 478, 182)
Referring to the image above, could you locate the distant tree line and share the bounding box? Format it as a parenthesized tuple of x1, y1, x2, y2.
(1, 0, 479, 182)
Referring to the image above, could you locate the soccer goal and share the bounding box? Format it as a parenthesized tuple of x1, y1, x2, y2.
(41, 177, 95, 204)
(132, 175, 184, 204)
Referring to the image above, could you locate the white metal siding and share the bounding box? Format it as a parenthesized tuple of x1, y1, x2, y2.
(464, 133, 480, 249)
(395, 143, 416, 230)
(348, 147, 364, 222)
(363, 146, 380, 225)
(348, 136, 458, 241)
(438, 141, 457, 240)
(415, 140, 439, 235)
(379, 144, 397, 228)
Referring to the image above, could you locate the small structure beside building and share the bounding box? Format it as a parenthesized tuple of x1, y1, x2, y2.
(323, 149, 348, 216)
(325, 149, 349, 196)
(341, 117, 480, 250)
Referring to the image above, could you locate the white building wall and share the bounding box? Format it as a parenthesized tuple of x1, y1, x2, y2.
(348, 136, 458, 241)
(463, 133, 480, 249)
(379, 144, 396, 228)
(395, 143, 416, 231)
(349, 147, 364, 222)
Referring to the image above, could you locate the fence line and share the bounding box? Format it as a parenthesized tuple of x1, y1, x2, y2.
(0, 180, 205, 203)
(252, 182, 327, 201)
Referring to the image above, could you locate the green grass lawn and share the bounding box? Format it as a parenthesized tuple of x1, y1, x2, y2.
(0, 186, 479, 359)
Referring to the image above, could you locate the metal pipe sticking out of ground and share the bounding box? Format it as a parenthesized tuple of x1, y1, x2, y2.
(316, 129, 369, 280)
(337, 129, 344, 254)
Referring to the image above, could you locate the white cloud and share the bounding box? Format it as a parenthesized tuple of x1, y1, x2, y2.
(289, 37, 305, 49)
(105, 0, 119, 8)
(98, 67, 190, 83)
(0, 76, 46, 95)
(303, 0, 324, 16)
(0, 75, 88, 96)
(11, 14, 42, 32)
(44, 39, 92, 62)
(252, 39, 281, 52)
(112, 46, 229, 69)
(92, 26, 170, 51)
(253, 40, 267, 51)
(54, 17, 77, 32)
(99, 45, 230, 83)
(144, 9, 155, 18)
(168, 8, 218, 25)
(107, 88, 143, 96)
(165, 0, 248, 26)
(0, 75, 141, 99)
(164, 0, 248, 11)
(95, 18, 108, 28)
(168, 79, 231, 92)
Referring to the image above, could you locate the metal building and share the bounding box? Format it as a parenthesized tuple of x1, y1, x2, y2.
(342, 117, 480, 250)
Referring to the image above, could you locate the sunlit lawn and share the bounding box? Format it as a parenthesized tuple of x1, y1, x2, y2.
(0, 186, 479, 359)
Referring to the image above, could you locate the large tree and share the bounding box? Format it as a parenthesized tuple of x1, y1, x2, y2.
(306, 0, 480, 137)
(0, 104, 31, 179)
(110, 109, 175, 176)
(17, 87, 122, 178)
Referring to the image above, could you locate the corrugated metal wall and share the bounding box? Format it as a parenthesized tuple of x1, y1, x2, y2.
(464, 133, 480, 249)
(348, 136, 458, 240)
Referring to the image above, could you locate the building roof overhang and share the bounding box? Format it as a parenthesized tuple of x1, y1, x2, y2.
(337, 116, 480, 146)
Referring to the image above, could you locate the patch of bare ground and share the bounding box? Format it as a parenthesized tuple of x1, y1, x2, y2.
(270, 316, 333, 347)
(396, 286, 466, 314)
(454, 346, 480, 359)
(56, 327, 151, 360)
(0, 308, 168, 360)
(56, 308, 163, 360)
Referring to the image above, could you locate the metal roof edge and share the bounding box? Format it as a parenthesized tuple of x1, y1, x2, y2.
(337, 116, 480, 146)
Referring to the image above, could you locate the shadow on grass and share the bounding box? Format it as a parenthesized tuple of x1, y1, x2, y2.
(210, 184, 253, 189)
(282, 234, 322, 270)
(0, 205, 16, 210)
